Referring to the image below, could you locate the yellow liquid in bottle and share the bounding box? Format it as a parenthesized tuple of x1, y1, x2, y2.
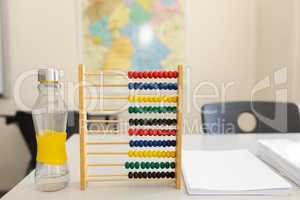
(36, 130, 67, 165)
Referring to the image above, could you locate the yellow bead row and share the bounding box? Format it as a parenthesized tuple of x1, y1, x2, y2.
(128, 96, 177, 103)
(128, 150, 176, 158)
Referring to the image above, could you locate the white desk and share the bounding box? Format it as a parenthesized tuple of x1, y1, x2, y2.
(3, 134, 300, 200)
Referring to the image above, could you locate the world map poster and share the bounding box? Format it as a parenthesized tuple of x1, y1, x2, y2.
(82, 0, 185, 71)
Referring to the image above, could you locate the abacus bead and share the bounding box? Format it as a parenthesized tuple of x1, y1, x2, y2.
(129, 107, 134, 113)
(147, 140, 152, 147)
(143, 140, 148, 147)
(171, 151, 176, 158)
(129, 140, 134, 147)
(156, 119, 162, 125)
(156, 172, 161, 179)
(143, 83, 148, 90)
(129, 119, 134, 126)
(161, 172, 166, 178)
(158, 71, 163, 78)
(174, 84, 178, 90)
(150, 151, 158, 157)
(171, 129, 177, 135)
(163, 71, 168, 78)
(155, 129, 161, 136)
(156, 140, 161, 147)
(150, 162, 155, 169)
(166, 172, 170, 178)
(155, 162, 160, 169)
(132, 72, 138, 78)
(165, 151, 171, 158)
(151, 172, 156, 179)
(138, 119, 144, 125)
(160, 162, 165, 169)
(128, 71, 133, 78)
(139, 172, 144, 179)
(133, 172, 138, 179)
(136, 72, 142, 79)
(147, 172, 152, 179)
(128, 129, 134, 136)
(153, 71, 159, 78)
(172, 140, 176, 146)
(171, 162, 176, 169)
(148, 71, 153, 78)
(138, 140, 143, 147)
(164, 140, 169, 146)
(167, 71, 173, 78)
(125, 162, 130, 169)
(142, 71, 148, 78)
(145, 162, 150, 169)
(162, 140, 167, 147)
(171, 172, 175, 178)
(128, 83, 134, 89)
(133, 151, 139, 157)
(163, 83, 169, 89)
(161, 151, 167, 157)
(134, 162, 140, 169)
(173, 71, 178, 78)
(129, 162, 135, 169)
(142, 172, 147, 179)
(128, 172, 133, 179)
(141, 162, 146, 169)
(165, 162, 170, 169)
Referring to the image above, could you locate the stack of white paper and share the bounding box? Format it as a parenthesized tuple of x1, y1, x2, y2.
(182, 149, 291, 195)
(258, 139, 300, 185)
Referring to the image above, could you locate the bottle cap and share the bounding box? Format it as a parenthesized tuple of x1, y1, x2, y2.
(38, 68, 60, 83)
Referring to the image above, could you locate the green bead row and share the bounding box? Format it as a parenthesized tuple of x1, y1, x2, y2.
(128, 106, 177, 114)
(125, 161, 176, 170)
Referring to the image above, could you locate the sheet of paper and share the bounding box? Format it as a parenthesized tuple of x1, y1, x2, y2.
(182, 149, 291, 195)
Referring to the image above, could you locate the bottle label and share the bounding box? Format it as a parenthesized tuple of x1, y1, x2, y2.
(36, 130, 67, 165)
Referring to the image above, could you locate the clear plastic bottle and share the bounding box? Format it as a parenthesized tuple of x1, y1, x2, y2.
(32, 68, 69, 192)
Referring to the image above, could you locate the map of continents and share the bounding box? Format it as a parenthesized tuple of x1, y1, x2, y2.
(82, 0, 184, 71)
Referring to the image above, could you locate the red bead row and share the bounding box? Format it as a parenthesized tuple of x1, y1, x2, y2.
(128, 71, 178, 79)
(128, 129, 177, 136)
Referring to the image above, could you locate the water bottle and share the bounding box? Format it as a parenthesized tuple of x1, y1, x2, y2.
(32, 68, 69, 191)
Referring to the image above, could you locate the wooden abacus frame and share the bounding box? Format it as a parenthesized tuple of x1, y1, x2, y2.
(78, 64, 183, 190)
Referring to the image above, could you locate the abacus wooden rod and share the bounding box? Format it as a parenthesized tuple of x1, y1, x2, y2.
(87, 178, 129, 182)
(87, 163, 124, 167)
(88, 174, 128, 177)
(84, 72, 127, 76)
(84, 84, 128, 88)
(85, 119, 127, 123)
(79, 64, 87, 190)
(86, 109, 125, 112)
(176, 65, 183, 189)
(86, 141, 128, 145)
(85, 96, 128, 100)
(87, 130, 121, 134)
(87, 152, 128, 155)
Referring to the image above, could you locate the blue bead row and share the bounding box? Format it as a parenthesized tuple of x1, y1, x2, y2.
(128, 82, 177, 90)
(129, 140, 176, 147)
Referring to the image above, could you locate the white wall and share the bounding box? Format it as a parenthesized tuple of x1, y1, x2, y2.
(255, 0, 297, 101)
(185, 0, 257, 131)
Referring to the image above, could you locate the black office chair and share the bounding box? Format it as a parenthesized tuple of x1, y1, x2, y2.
(201, 101, 300, 134)
(5, 111, 79, 174)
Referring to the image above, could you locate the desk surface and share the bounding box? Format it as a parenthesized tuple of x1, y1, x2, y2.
(3, 134, 300, 200)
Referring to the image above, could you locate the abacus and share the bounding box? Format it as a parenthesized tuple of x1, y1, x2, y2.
(78, 64, 183, 190)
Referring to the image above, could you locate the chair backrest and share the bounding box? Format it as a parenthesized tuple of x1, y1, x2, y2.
(201, 101, 300, 134)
